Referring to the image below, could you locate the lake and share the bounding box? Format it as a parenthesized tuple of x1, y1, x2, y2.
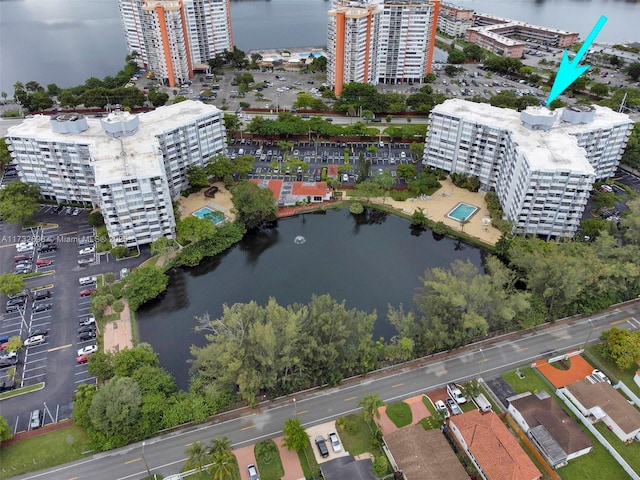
(137, 208, 485, 388)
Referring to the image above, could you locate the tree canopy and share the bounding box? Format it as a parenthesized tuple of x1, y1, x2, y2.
(0, 181, 40, 224)
(122, 266, 169, 311)
(231, 181, 278, 230)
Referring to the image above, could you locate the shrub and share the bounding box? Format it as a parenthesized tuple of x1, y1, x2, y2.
(350, 202, 364, 214)
(373, 456, 388, 477)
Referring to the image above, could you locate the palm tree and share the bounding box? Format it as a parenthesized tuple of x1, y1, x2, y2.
(205, 436, 235, 480)
(278, 140, 294, 163)
(184, 440, 210, 473)
(358, 393, 384, 426)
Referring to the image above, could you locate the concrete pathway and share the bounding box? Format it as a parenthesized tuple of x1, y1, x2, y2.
(375, 405, 398, 435)
(405, 395, 431, 425)
(102, 299, 133, 354)
(274, 436, 305, 480)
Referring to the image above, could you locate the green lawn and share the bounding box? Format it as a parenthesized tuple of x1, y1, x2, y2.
(419, 396, 442, 430)
(593, 422, 640, 473)
(584, 345, 640, 398)
(0, 382, 44, 400)
(297, 443, 320, 479)
(186, 465, 240, 480)
(385, 401, 412, 428)
(336, 414, 379, 456)
(0, 423, 91, 480)
(254, 440, 284, 480)
(503, 368, 630, 480)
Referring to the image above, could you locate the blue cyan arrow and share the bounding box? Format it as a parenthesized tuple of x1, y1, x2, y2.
(546, 15, 608, 106)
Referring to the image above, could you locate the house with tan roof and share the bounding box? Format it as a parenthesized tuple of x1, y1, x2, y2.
(449, 410, 542, 480)
(562, 379, 640, 443)
(507, 391, 592, 468)
(384, 425, 468, 480)
(250, 179, 333, 206)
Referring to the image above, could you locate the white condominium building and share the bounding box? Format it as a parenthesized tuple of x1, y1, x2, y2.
(118, 0, 233, 87)
(423, 99, 633, 238)
(327, 0, 440, 95)
(437, 3, 473, 38)
(6, 101, 227, 247)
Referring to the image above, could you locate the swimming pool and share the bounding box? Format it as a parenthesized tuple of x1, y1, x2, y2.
(447, 202, 479, 222)
(192, 207, 226, 225)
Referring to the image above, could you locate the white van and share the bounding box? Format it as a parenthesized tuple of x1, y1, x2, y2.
(238, 148, 244, 156)
(474, 393, 492, 412)
(79, 276, 97, 286)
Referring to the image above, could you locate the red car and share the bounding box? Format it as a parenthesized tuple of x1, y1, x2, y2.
(79, 288, 97, 297)
(14, 254, 32, 262)
(36, 259, 52, 266)
(76, 354, 88, 364)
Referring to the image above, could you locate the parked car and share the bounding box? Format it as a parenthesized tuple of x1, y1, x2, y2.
(315, 436, 329, 458)
(79, 288, 97, 297)
(77, 345, 98, 357)
(78, 246, 95, 255)
(24, 335, 47, 347)
(6, 297, 26, 307)
(76, 354, 89, 365)
(34, 290, 51, 301)
(78, 331, 97, 341)
(247, 464, 260, 480)
(328, 432, 342, 452)
(29, 409, 43, 429)
(14, 254, 33, 262)
(79, 315, 96, 327)
(35, 259, 52, 266)
(32, 303, 52, 313)
(78, 325, 96, 334)
(445, 397, 462, 415)
(77, 257, 93, 267)
(447, 382, 467, 404)
(590, 369, 611, 385)
(79, 276, 97, 286)
(435, 399, 450, 418)
(38, 244, 57, 253)
(28, 328, 49, 338)
(14, 267, 32, 275)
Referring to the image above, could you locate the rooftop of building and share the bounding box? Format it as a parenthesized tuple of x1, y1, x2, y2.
(565, 379, 640, 434)
(430, 99, 633, 173)
(7, 100, 223, 184)
(451, 410, 542, 480)
(509, 392, 593, 455)
(384, 425, 468, 480)
(473, 13, 578, 36)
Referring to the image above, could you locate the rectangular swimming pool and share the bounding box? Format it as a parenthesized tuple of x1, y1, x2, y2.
(192, 207, 226, 225)
(447, 202, 479, 222)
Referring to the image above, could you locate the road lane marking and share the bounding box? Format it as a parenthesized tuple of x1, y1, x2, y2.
(556, 336, 571, 341)
(48, 344, 72, 352)
(124, 458, 141, 465)
(241, 425, 255, 431)
(344, 396, 357, 401)
(296, 410, 308, 415)
(392, 383, 404, 388)
(610, 318, 628, 325)
(516, 347, 528, 352)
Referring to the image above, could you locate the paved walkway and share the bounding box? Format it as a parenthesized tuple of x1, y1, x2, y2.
(534, 352, 594, 388)
(274, 436, 305, 480)
(233, 445, 257, 480)
(375, 405, 398, 435)
(102, 299, 133, 354)
(405, 395, 431, 426)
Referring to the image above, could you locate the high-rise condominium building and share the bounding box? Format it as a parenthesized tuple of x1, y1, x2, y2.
(327, 0, 440, 95)
(119, 0, 233, 87)
(423, 99, 633, 239)
(6, 101, 227, 247)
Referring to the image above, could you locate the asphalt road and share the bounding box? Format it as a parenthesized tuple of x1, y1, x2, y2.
(15, 299, 640, 480)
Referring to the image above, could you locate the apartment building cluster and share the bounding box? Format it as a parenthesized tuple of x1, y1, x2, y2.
(5, 101, 227, 247)
(118, 0, 234, 87)
(423, 99, 633, 239)
(466, 13, 579, 58)
(436, 3, 473, 38)
(327, 0, 440, 95)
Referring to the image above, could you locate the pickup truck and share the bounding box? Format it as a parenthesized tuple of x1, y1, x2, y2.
(446, 397, 462, 415)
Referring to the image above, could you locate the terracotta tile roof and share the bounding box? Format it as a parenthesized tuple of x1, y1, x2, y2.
(249, 179, 282, 199)
(452, 410, 541, 480)
(385, 425, 468, 480)
(291, 181, 329, 196)
(327, 164, 338, 177)
(565, 379, 640, 434)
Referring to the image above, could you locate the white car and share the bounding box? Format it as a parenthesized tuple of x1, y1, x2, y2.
(590, 369, 611, 384)
(78, 246, 95, 255)
(77, 345, 98, 357)
(435, 400, 450, 419)
(328, 432, 342, 452)
(24, 335, 46, 347)
(247, 464, 260, 480)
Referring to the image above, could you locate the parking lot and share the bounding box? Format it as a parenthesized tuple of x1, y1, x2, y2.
(0, 207, 150, 434)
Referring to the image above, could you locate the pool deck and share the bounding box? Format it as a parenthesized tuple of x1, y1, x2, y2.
(368, 178, 502, 246)
(179, 182, 236, 222)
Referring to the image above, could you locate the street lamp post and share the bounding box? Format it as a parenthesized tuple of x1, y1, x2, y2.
(478, 348, 486, 379)
(141, 441, 153, 479)
(293, 398, 297, 415)
(583, 318, 595, 351)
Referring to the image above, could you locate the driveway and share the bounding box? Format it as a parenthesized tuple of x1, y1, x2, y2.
(233, 445, 257, 480)
(305, 421, 344, 464)
(273, 436, 305, 480)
